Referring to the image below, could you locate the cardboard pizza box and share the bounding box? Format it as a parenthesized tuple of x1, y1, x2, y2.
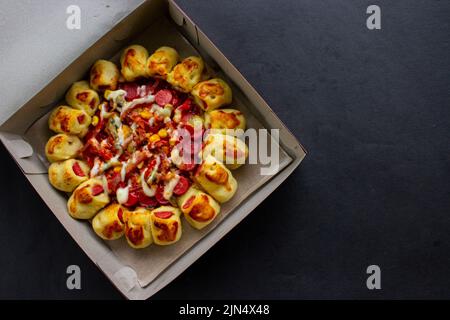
(0, 0, 306, 300)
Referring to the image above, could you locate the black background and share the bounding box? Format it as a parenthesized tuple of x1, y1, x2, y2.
(1, 0, 449, 299)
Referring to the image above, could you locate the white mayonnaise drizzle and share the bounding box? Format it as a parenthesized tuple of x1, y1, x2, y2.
(146, 155, 161, 184)
(101, 154, 120, 172)
(105, 89, 127, 111)
(163, 175, 180, 200)
(120, 162, 127, 182)
(101, 175, 110, 194)
(116, 185, 130, 205)
(90, 158, 101, 177)
(141, 169, 156, 197)
(170, 147, 182, 167)
(121, 95, 155, 116)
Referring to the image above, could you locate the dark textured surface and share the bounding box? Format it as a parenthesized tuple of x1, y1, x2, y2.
(1, 0, 450, 299)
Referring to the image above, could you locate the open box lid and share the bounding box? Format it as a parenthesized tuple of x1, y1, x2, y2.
(0, 0, 306, 299)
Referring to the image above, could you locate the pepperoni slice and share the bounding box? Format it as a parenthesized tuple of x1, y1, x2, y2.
(155, 186, 169, 204)
(123, 190, 139, 207)
(91, 185, 104, 196)
(106, 171, 122, 194)
(154, 211, 174, 219)
(180, 162, 197, 172)
(138, 192, 158, 208)
(177, 98, 193, 111)
(117, 208, 124, 224)
(147, 78, 160, 94)
(155, 89, 173, 106)
(72, 162, 85, 177)
(173, 176, 190, 196)
(119, 82, 139, 101)
(182, 195, 196, 209)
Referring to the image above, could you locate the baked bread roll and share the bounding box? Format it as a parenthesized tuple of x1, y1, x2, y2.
(45, 134, 83, 163)
(48, 159, 89, 192)
(48, 106, 91, 137)
(191, 78, 232, 111)
(89, 59, 120, 91)
(147, 46, 179, 78)
(201, 134, 248, 170)
(177, 186, 220, 230)
(167, 56, 204, 92)
(67, 178, 110, 219)
(65, 81, 100, 116)
(92, 203, 125, 240)
(120, 45, 149, 82)
(123, 208, 153, 249)
(204, 109, 246, 133)
(150, 206, 182, 245)
(194, 155, 237, 203)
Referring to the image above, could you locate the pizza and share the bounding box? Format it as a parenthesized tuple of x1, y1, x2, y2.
(45, 45, 248, 249)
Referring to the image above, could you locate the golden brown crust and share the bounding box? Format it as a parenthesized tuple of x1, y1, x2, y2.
(120, 45, 149, 81)
(194, 155, 237, 203)
(67, 178, 110, 219)
(45, 134, 83, 163)
(123, 208, 153, 249)
(92, 204, 125, 240)
(177, 186, 220, 229)
(48, 106, 91, 137)
(89, 60, 120, 91)
(65, 81, 99, 116)
(191, 78, 232, 111)
(150, 206, 182, 245)
(167, 56, 205, 92)
(48, 159, 89, 192)
(147, 46, 179, 78)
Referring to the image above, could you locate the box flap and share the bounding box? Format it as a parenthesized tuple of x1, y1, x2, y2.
(0, 132, 47, 174)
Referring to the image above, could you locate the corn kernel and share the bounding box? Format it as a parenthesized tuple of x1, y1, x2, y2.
(140, 110, 152, 119)
(158, 128, 168, 138)
(137, 162, 144, 169)
(91, 115, 99, 126)
(122, 125, 131, 137)
(104, 90, 112, 99)
(149, 134, 160, 143)
(113, 166, 121, 173)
